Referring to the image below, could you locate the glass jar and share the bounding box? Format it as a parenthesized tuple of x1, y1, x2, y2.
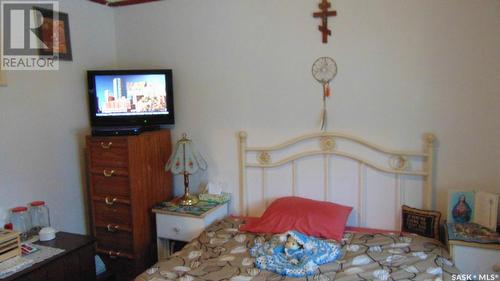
(29, 201, 50, 234)
(10, 207, 32, 241)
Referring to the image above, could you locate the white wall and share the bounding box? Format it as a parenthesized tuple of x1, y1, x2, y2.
(0, 0, 498, 234)
(114, 0, 500, 217)
(0, 0, 116, 233)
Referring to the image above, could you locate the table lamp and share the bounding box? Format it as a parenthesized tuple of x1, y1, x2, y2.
(165, 133, 207, 206)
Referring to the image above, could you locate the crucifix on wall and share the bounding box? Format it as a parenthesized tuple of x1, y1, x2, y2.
(313, 0, 337, 43)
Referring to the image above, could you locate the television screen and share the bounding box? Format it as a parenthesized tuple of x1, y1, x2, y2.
(95, 74, 168, 117)
(88, 70, 174, 127)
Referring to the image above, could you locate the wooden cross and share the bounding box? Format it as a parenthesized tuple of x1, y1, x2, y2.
(313, 0, 337, 43)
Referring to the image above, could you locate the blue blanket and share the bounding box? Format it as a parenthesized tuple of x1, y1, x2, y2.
(250, 231, 342, 277)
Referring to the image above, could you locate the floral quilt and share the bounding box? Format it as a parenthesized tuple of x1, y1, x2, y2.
(135, 217, 459, 281)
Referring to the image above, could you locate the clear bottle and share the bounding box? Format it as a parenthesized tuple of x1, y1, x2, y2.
(29, 201, 50, 234)
(10, 207, 32, 241)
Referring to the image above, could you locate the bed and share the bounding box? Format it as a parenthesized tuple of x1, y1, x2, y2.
(135, 130, 461, 281)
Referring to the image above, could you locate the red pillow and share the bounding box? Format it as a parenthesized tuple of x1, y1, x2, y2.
(240, 196, 352, 241)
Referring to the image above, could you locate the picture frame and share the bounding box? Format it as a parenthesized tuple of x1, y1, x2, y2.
(0, 63, 6, 87)
(447, 189, 475, 224)
(34, 7, 72, 61)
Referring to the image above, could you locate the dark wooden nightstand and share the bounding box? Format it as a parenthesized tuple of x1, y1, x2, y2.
(4, 232, 96, 281)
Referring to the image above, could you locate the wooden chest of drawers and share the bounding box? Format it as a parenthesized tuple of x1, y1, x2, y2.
(86, 130, 173, 280)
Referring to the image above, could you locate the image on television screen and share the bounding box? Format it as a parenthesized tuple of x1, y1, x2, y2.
(94, 74, 168, 117)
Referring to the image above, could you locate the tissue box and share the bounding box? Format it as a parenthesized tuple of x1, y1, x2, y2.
(198, 192, 230, 204)
(0, 229, 21, 263)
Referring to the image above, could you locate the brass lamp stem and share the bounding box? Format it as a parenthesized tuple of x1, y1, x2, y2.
(179, 171, 198, 205)
(184, 172, 190, 195)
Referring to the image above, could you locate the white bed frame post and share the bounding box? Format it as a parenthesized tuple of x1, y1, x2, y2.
(238, 131, 248, 216)
(423, 133, 436, 210)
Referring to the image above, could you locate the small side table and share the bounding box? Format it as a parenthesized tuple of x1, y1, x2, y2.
(446, 223, 500, 273)
(153, 201, 228, 260)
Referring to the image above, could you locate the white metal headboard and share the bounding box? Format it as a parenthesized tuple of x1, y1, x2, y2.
(238, 131, 436, 228)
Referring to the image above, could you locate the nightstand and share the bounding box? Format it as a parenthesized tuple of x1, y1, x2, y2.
(153, 201, 228, 260)
(446, 223, 500, 273)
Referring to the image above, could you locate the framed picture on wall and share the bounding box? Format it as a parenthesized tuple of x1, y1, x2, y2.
(34, 7, 72, 61)
(447, 189, 498, 230)
(447, 190, 475, 224)
(0, 63, 6, 86)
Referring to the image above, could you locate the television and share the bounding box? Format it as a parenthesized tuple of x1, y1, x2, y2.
(87, 69, 174, 129)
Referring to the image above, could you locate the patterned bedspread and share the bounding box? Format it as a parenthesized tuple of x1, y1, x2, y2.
(136, 217, 459, 281)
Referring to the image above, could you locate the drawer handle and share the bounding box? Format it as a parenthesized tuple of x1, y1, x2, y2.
(108, 250, 121, 259)
(101, 142, 113, 149)
(173, 227, 180, 234)
(106, 224, 119, 232)
(103, 169, 115, 177)
(105, 197, 117, 206)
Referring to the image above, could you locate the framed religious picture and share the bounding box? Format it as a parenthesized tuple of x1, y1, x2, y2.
(447, 189, 498, 231)
(35, 7, 72, 61)
(447, 190, 475, 224)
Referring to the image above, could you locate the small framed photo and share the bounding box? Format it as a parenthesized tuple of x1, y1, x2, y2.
(447, 190, 475, 223)
(34, 7, 72, 61)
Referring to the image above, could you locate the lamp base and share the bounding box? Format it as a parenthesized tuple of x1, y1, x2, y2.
(173, 193, 199, 206)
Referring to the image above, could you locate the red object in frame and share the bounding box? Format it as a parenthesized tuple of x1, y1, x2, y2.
(30, 201, 46, 207)
(240, 196, 352, 241)
(88, 0, 160, 7)
(11, 207, 28, 213)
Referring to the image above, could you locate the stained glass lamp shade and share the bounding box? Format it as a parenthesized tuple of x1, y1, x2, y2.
(165, 133, 207, 206)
